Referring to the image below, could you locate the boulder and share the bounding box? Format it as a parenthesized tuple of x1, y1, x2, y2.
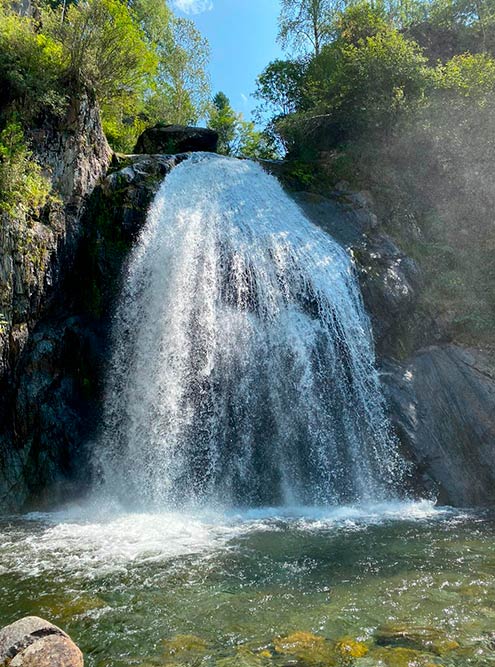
(10, 635, 83, 667)
(383, 345, 495, 505)
(134, 124, 218, 155)
(0, 616, 82, 666)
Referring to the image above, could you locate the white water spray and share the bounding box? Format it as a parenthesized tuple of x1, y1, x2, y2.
(95, 154, 404, 508)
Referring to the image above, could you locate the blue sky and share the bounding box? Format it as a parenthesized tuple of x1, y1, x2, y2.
(171, 0, 284, 120)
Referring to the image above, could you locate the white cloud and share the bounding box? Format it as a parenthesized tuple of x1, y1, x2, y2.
(172, 0, 213, 14)
(240, 93, 248, 104)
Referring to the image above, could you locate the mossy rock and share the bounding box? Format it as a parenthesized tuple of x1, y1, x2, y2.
(162, 634, 208, 660)
(375, 624, 459, 656)
(274, 631, 336, 665)
(370, 647, 441, 666)
(336, 637, 369, 661)
(39, 593, 106, 620)
(216, 645, 272, 667)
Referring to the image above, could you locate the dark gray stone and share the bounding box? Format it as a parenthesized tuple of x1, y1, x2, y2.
(134, 124, 218, 154)
(292, 190, 432, 357)
(383, 345, 495, 506)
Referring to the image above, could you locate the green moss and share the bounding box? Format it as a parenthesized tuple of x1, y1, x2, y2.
(162, 634, 208, 662)
(371, 646, 441, 666)
(274, 631, 336, 665)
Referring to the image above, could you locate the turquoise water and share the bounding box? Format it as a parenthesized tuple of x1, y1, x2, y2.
(1, 501, 495, 666)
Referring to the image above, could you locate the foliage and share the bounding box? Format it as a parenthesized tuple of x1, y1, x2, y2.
(254, 59, 309, 119)
(0, 117, 51, 216)
(207, 91, 278, 159)
(255, 0, 495, 343)
(0, 0, 211, 152)
(277, 7, 430, 145)
(0, 1, 67, 117)
(433, 51, 495, 98)
(43, 0, 157, 150)
(405, 0, 495, 60)
(333, 2, 389, 43)
(278, 0, 336, 54)
(236, 121, 278, 159)
(145, 17, 211, 128)
(208, 92, 238, 155)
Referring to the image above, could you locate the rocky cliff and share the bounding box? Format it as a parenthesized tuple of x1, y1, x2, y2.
(1, 112, 494, 510)
(0, 92, 111, 508)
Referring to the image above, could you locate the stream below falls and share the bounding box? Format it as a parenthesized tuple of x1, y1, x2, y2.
(1, 502, 495, 666)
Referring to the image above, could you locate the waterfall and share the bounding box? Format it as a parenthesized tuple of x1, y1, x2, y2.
(95, 153, 405, 508)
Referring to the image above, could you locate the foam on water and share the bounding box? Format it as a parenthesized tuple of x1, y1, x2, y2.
(0, 501, 449, 579)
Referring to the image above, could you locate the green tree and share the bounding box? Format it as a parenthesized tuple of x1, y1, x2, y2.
(406, 0, 495, 60)
(0, 1, 66, 117)
(236, 121, 278, 159)
(305, 6, 430, 136)
(278, 0, 337, 55)
(44, 0, 157, 149)
(207, 91, 239, 155)
(45, 0, 157, 105)
(434, 51, 495, 97)
(146, 16, 210, 126)
(254, 59, 309, 119)
(208, 91, 279, 158)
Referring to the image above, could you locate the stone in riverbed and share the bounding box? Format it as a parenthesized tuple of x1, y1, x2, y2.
(375, 623, 459, 656)
(10, 635, 83, 667)
(273, 631, 336, 665)
(0, 616, 82, 666)
(370, 646, 439, 666)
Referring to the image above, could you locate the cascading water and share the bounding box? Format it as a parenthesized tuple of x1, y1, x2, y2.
(95, 153, 405, 508)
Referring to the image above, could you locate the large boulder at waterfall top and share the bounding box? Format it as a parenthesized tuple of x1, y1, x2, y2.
(0, 616, 83, 666)
(134, 124, 218, 154)
(383, 345, 495, 506)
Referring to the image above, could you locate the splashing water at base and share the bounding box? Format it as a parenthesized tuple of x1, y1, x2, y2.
(95, 154, 404, 509)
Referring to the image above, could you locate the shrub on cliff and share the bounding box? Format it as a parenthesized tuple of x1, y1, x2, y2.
(43, 0, 157, 151)
(0, 1, 67, 117)
(0, 117, 51, 216)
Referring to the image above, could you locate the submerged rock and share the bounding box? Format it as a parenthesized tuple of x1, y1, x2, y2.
(335, 638, 369, 659)
(0, 616, 82, 666)
(134, 124, 218, 154)
(162, 634, 208, 659)
(375, 623, 459, 656)
(370, 646, 439, 666)
(274, 631, 336, 665)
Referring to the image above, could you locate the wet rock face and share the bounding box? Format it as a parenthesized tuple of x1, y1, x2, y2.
(293, 187, 495, 506)
(134, 124, 218, 155)
(292, 190, 431, 358)
(0, 616, 83, 667)
(0, 92, 111, 510)
(383, 345, 495, 506)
